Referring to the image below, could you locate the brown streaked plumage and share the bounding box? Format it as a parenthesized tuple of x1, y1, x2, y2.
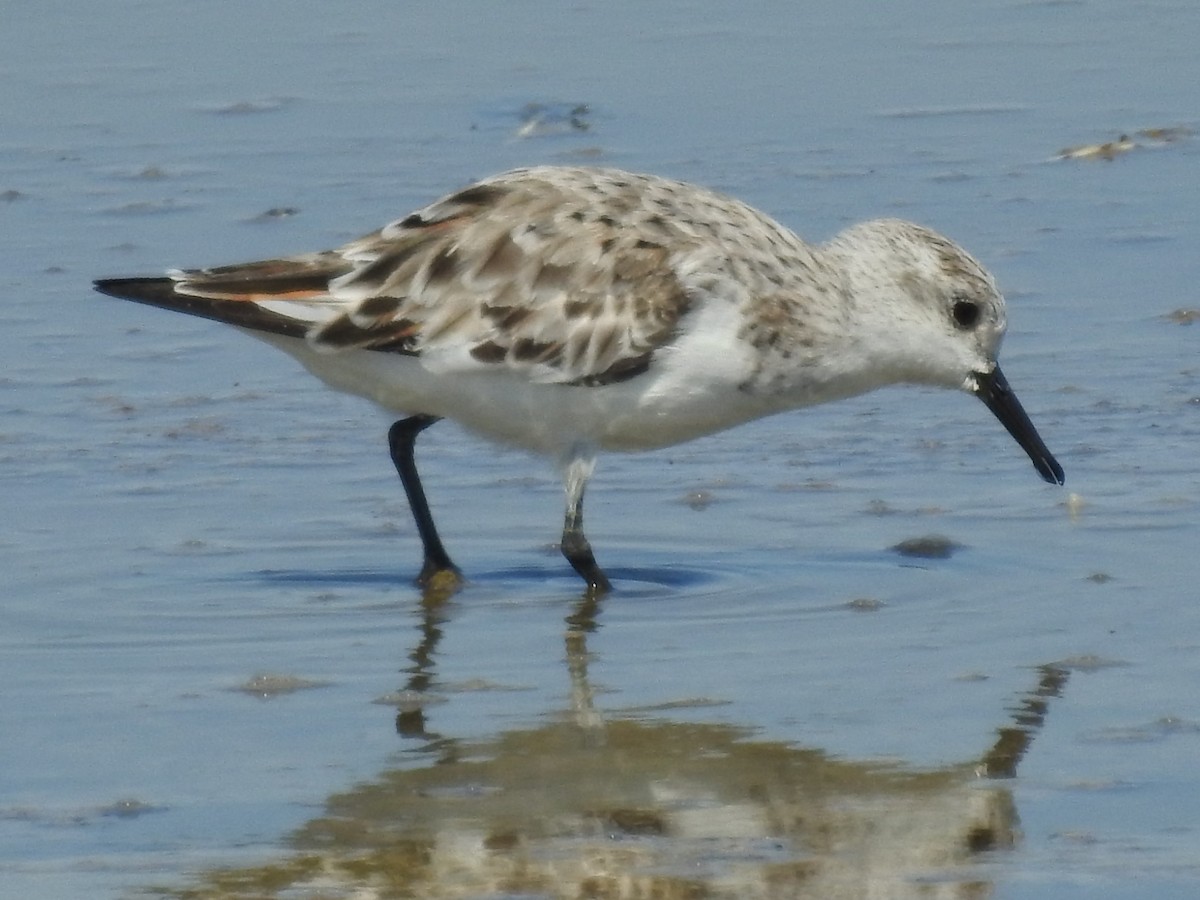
(95, 165, 1063, 592)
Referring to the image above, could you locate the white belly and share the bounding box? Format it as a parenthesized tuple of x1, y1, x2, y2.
(249, 329, 784, 459)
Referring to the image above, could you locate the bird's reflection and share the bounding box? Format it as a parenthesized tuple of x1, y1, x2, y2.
(564, 591, 605, 737)
(393, 582, 454, 742)
(157, 589, 1071, 899)
(981, 663, 1070, 779)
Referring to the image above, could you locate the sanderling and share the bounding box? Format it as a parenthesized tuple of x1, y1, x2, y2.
(96, 166, 1064, 593)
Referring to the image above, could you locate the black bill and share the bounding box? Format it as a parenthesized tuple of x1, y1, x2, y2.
(974, 365, 1065, 485)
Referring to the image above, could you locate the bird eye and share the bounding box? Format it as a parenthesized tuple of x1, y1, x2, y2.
(952, 298, 980, 329)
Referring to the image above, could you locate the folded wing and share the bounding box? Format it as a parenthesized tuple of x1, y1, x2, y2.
(96, 170, 696, 386)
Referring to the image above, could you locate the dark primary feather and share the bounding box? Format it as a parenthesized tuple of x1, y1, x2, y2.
(93, 277, 311, 339)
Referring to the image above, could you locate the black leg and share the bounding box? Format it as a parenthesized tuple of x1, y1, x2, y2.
(560, 457, 612, 594)
(388, 416, 461, 587)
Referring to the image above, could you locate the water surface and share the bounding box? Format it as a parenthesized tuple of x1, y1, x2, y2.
(3, 1, 1199, 897)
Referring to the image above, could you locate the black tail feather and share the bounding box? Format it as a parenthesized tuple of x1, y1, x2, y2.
(93, 277, 310, 340)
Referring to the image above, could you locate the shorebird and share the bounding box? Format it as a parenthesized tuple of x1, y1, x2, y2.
(96, 166, 1064, 593)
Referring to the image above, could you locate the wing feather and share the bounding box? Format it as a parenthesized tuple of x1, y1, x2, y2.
(307, 172, 696, 384)
(98, 169, 743, 385)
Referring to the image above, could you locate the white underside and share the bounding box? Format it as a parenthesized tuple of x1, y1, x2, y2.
(243, 300, 844, 463)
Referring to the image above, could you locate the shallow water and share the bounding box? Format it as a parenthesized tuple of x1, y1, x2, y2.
(3, 1, 1200, 897)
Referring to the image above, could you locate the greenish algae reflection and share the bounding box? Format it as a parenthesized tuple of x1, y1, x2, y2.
(150, 593, 1068, 900)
